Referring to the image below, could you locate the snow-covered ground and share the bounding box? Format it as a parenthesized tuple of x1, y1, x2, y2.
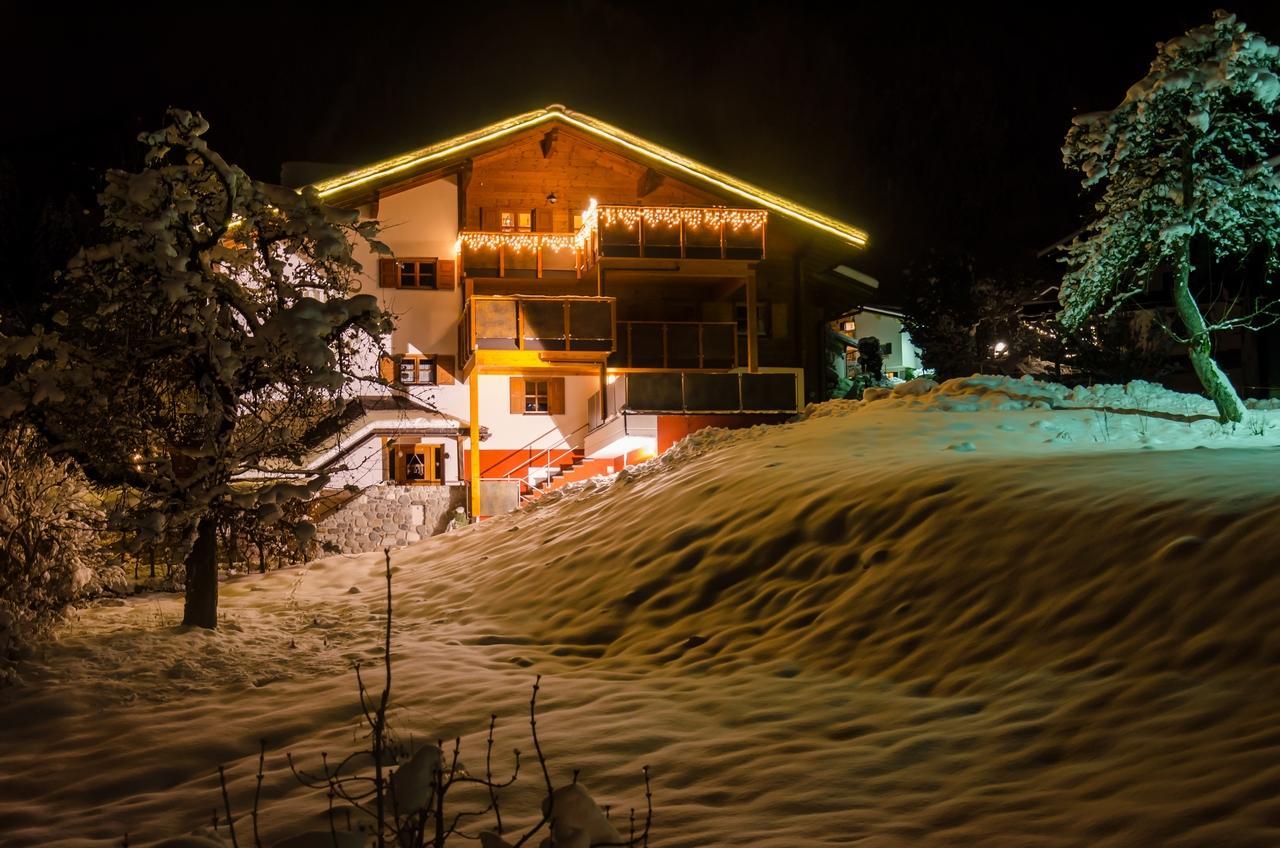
(4, 375, 1280, 847)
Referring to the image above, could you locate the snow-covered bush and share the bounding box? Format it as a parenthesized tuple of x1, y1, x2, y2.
(0, 424, 111, 652)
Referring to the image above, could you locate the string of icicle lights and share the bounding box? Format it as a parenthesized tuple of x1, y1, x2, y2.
(599, 205, 767, 231)
(455, 200, 766, 255)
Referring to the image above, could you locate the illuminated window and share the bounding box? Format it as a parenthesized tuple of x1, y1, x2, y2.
(524, 380, 550, 413)
(384, 442, 444, 485)
(500, 211, 533, 232)
(398, 260, 438, 289)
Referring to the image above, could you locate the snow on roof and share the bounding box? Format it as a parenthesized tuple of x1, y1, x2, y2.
(311, 104, 870, 249)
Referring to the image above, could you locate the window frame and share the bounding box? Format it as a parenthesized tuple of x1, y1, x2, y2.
(524, 379, 550, 414)
(398, 259, 439, 289)
(398, 355, 438, 386)
(385, 441, 444, 486)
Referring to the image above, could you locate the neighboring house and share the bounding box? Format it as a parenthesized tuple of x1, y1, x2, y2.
(301, 104, 877, 520)
(829, 305, 921, 382)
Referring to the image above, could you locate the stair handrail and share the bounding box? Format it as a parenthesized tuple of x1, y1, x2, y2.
(481, 420, 590, 483)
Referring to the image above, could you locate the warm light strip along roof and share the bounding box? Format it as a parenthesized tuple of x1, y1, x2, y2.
(312, 105, 868, 248)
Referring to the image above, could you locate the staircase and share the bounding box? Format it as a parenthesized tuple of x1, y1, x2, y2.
(530, 450, 616, 496)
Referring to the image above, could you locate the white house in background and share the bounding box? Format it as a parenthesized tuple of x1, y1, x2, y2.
(831, 305, 921, 379)
(297, 104, 879, 520)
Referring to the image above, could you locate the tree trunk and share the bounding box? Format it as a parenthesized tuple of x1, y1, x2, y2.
(182, 514, 219, 629)
(1173, 237, 1247, 423)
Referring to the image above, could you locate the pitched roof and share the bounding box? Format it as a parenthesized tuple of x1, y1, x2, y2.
(311, 104, 869, 248)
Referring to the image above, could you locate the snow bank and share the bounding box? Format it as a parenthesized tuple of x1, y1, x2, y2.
(3, 377, 1280, 847)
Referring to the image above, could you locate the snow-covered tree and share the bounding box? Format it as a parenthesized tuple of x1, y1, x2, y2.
(1060, 10, 1280, 422)
(0, 109, 391, 628)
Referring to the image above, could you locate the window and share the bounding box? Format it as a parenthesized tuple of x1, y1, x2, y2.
(524, 380, 550, 413)
(500, 211, 533, 232)
(398, 355, 437, 385)
(398, 260, 438, 289)
(509, 377, 564, 415)
(736, 302, 771, 336)
(384, 442, 444, 485)
(882, 342, 893, 356)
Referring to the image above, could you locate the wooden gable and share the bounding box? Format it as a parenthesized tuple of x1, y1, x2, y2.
(465, 127, 722, 231)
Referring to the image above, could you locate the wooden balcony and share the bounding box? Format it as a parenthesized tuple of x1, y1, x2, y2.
(455, 203, 768, 281)
(460, 295, 616, 371)
(596, 204, 766, 261)
(458, 232, 591, 280)
(609, 321, 738, 370)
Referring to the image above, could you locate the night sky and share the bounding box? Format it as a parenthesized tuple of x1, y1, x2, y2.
(6, 2, 1280, 296)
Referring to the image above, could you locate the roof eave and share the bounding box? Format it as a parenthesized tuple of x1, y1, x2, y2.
(312, 105, 869, 249)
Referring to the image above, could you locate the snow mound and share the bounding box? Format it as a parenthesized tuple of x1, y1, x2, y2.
(4, 377, 1280, 847)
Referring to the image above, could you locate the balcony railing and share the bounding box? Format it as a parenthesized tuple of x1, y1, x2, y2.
(608, 321, 738, 370)
(455, 202, 768, 279)
(596, 204, 767, 261)
(461, 295, 616, 354)
(457, 231, 593, 279)
(588, 370, 801, 427)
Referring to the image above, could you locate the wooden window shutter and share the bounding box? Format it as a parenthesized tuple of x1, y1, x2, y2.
(378, 258, 399, 288)
(378, 354, 398, 384)
(509, 377, 525, 414)
(436, 259, 456, 290)
(548, 378, 566, 415)
(436, 355, 456, 385)
(381, 438, 392, 482)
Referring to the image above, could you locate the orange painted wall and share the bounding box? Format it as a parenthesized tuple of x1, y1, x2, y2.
(464, 448, 578, 480)
(655, 414, 790, 453)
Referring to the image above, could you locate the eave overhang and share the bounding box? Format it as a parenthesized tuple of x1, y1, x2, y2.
(312, 104, 869, 249)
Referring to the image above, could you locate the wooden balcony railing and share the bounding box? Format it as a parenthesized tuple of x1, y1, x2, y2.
(455, 203, 768, 279)
(596, 205, 767, 261)
(457, 231, 593, 280)
(461, 295, 616, 355)
(608, 320, 738, 370)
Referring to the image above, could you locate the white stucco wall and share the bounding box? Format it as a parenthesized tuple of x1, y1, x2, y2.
(476, 374, 595, 450)
(853, 311, 921, 375)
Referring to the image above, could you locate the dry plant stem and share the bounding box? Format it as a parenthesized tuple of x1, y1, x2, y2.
(252, 741, 266, 848)
(217, 765, 240, 848)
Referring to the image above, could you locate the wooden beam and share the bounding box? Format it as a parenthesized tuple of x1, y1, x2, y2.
(456, 159, 473, 230)
(637, 167, 665, 199)
(469, 375, 481, 521)
(746, 268, 759, 373)
(539, 128, 560, 159)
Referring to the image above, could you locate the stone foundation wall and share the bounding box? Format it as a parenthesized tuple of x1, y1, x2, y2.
(316, 484, 467, 554)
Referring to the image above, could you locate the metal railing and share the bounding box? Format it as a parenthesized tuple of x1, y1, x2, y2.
(460, 295, 616, 355)
(609, 320, 738, 370)
(480, 421, 591, 505)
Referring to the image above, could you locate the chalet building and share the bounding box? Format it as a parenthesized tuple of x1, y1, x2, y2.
(301, 105, 877, 521)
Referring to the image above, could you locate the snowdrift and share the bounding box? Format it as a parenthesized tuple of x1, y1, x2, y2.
(3, 376, 1280, 847)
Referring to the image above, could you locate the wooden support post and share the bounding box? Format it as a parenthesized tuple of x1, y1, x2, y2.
(746, 269, 759, 373)
(720, 220, 727, 259)
(599, 361, 609, 420)
(469, 375, 481, 520)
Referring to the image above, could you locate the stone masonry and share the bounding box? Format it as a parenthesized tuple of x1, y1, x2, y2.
(315, 484, 467, 554)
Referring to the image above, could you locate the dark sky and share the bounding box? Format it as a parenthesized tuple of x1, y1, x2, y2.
(5, 2, 1279, 293)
